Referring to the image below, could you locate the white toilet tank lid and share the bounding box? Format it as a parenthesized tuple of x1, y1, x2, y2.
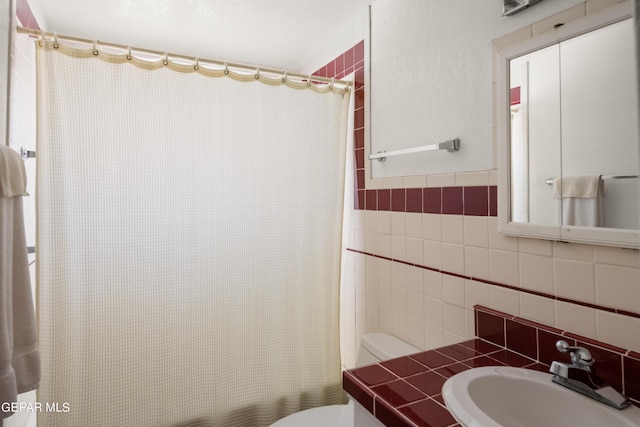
(361, 333, 420, 361)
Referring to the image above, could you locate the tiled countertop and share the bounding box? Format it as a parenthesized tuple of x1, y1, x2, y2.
(343, 338, 543, 427)
(343, 305, 640, 427)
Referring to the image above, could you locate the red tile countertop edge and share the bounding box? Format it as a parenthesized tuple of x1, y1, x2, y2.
(343, 306, 640, 426)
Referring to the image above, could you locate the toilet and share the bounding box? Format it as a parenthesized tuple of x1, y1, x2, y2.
(271, 333, 420, 427)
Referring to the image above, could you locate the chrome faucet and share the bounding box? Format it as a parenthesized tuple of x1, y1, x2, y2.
(549, 340, 631, 410)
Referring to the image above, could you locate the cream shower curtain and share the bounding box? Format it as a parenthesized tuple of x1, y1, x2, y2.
(35, 40, 349, 427)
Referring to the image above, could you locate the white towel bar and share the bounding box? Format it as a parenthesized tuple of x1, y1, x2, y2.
(369, 138, 460, 162)
(545, 175, 638, 185)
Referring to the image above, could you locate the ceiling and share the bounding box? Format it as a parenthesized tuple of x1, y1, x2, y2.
(28, 0, 372, 72)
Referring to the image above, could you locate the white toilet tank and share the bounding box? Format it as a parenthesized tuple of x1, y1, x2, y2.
(270, 333, 420, 427)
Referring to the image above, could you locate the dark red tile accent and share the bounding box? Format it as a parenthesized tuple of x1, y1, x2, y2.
(576, 342, 623, 392)
(354, 107, 365, 129)
(436, 344, 480, 361)
(405, 371, 447, 396)
(615, 309, 640, 320)
(538, 329, 572, 366)
(382, 356, 430, 377)
(406, 188, 423, 213)
(392, 189, 406, 212)
(343, 371, 375, 412)
(512, 316, 563, 335)
(624, 356, 640, 401)
(488, 349, 535, 367)
(378, 189, 391, 211)
(476, 310, 505, 347)
(525, 362, 552, 372)
(351, 363, 398, 387)
(335, 54, 345, 75)
(399, 398, 458, 427)
(354, 65, 365, 90)
(365, 189, 378, 210)
(463, 186, 489, 216)
(372, 379, 426, 407)
(464, 355, 506, 368)
(434, 362, 471, 379)
(344, 47, 355, 71)
(423, 188, 442, 214)
(356, 170, 365, 190)
(475, 305, 515, 319)
(325, 61, 335, 78)
(355, 190, 365, 210)
(354, 128, 364, 149)
(375, 399, 414, 427)
(459, 338, 502, 355)
(432, 393, 446, 406)
(442, 187, 463, 215)
(354, 88, 365, 111)
(411, 351, 456, 369)
(568, 334, 627, 355)
(510, 86, 521, 105)
(489, 185, 498, 216)
(354, 148, 365, 170)
(506, 318, 537, 359)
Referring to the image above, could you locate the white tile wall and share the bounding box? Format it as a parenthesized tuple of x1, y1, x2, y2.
(334, 0, 640, 373)
(340, 189, 640, 368)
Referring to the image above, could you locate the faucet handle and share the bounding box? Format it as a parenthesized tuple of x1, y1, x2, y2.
(556, 340, 594, 368)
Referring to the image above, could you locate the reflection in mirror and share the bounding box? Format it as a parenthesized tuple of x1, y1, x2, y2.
(508, 18, 639, 231)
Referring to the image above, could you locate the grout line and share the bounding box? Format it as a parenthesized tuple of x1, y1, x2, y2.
(348, 248, 640, 320)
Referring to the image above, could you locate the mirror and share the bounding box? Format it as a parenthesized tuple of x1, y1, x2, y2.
(496, 4, 640, 248)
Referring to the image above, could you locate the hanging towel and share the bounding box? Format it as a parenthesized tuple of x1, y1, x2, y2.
(0, 145, 28, 197)
(0, 145, 40, 419)
(552, 174, 603, 227)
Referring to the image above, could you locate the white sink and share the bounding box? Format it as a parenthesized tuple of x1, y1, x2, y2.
(442, 366, 640, 427)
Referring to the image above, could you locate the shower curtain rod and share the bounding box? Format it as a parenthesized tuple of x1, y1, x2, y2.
(16, 26, 351, 89)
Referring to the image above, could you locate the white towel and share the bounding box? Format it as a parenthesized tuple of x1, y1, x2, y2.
(0, 145, 40, 418)
(552, 175, 603, 227)
(0, 146, 28, 197)
(552, 174, 603, 199)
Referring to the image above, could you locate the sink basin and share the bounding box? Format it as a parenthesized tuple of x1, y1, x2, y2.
(442, 366, 640, 427)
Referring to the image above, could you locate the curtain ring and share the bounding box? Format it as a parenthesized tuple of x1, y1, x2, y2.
(307, 75, 312, 87)
(38, 32, 44, 47)
(281, 71, 287, 84)
(163, 53, 168, 66)
(254, 68, 260, 80)
(224, 63, 229, 75)
(126, 47, 132, 60)
(193, 57, 199, 71)
(92, 40, 99, 55)
(329, 78, 335, 91)
(53, 32, 59, 49)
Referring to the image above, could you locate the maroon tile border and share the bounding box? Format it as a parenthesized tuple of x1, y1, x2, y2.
(354, 185, 496, 216)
